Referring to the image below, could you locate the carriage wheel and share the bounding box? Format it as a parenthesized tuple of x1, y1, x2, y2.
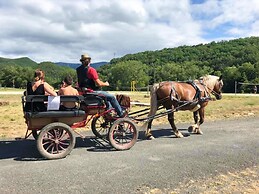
(91, 115, 111, 138)
(108, 118, 138, 150)
(37, 122, 75, 160)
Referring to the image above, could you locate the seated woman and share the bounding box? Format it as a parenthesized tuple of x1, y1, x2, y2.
(58, 75, 79, 110)
(26, 69, 57, 111)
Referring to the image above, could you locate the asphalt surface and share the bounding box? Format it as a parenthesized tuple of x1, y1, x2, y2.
(0, 117, 258, 194)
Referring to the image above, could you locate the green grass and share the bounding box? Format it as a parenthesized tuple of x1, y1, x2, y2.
(0, 87, 25, 91)
(0, 92, 259, 138)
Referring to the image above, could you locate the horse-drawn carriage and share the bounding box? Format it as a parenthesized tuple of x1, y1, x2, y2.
(22, 91, 138, 159)
(22, 75, 223, 160)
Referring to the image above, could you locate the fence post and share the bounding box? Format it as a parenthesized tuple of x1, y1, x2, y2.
(235, 81, 237, 95)
(131, 81, 136, 92)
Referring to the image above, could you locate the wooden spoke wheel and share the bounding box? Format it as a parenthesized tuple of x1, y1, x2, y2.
(91, 115, 111, 138)
(37, 122, 75, 160)
(108, 118, 138, 150)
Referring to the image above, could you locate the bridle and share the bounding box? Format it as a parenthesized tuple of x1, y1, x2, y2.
(204, 81, 223, 100)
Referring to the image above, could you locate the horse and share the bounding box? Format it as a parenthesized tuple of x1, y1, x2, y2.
(144, 75, 223, 139)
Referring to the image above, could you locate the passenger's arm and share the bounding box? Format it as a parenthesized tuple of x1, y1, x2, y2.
(57, 89, 62, 95)
(44, 82, 57, 96)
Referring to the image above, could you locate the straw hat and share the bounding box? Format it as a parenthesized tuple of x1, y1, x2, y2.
(80, 53, 91, 62)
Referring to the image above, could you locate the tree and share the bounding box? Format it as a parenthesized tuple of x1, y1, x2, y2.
(108, 60, 149, 90)
(222, 66, 241, 93)
(238, 62, 256, 80)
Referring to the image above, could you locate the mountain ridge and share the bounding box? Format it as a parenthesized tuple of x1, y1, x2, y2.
(0, 56, 108, 70)
(55, 61, 108, 69)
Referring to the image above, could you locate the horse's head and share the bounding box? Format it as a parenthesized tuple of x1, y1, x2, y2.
(201, 75, 223, 100)
(116, 94, 131, 110)
(213, 75, 223, 99)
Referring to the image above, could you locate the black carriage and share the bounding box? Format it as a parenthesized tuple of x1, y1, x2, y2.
(22, 93, 138, 159)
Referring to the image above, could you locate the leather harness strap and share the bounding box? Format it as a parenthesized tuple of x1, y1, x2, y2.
(186, 80, 201, 100)
(157, 80, 211, 105)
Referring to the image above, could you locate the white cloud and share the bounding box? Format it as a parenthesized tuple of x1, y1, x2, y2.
(210, 0, 259, 27)
(191, 0, 259, 38)
(0, 0, 258, 63)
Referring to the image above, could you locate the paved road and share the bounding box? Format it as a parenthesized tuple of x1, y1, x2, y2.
(0, 117, 258, 194)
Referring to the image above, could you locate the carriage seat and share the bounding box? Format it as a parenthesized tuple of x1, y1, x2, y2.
(77, 87, 94, 95)
(76, 87, 106, 107)
(82, 93, 106, 106)
(23, 95, 85, 112)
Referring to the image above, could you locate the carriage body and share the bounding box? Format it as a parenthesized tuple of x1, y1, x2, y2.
(23, 95, 87, 130)
(22, 93, 137, 160)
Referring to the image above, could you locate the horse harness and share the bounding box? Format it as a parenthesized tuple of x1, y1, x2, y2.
(158, 80, 211, 107)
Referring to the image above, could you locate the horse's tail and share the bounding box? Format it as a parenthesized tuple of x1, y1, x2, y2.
(140, 83, 160, 131)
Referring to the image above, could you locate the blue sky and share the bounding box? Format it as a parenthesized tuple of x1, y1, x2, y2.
(192, 0, 206, 4)
(0, 0, 258, 63)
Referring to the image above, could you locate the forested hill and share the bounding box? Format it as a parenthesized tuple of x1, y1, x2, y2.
(99, 36, 259, 92)
(0, 57, 107, 89)
(111, 36, 259, 70)
(0, 57, 37, 67)
(0, 36, 258, 92)
(0, 58, 76, 89)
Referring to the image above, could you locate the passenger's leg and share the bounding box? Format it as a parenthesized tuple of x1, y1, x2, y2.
(96, 91, 123, 116)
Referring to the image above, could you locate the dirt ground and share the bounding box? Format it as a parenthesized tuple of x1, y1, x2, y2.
(144, 166, 259, 194)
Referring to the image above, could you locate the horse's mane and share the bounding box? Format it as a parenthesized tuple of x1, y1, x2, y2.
(199, 75, 221, 89)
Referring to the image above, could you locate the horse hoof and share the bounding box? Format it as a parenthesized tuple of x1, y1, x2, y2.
(175, 132, 184, 138)
(146, 135, 155, 140)
(196, 130, 203, 135)
(188, 126, 193, 133)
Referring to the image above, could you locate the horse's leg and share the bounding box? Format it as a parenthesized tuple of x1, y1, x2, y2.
(144, 84, 159, 140)
(145, 119, 155, 140)
(188, 111, 200, 133)
(196, 108, 205, 134)
(144, 103, 157, 140)
(167, 110, 184, 138)
(190, 108, 204, 134)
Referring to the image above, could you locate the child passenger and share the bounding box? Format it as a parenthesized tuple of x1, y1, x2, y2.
(58, 75, 79, 110)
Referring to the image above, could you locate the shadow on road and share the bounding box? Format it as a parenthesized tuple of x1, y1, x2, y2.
(138, 128, 191, 140)
(0, 136, 116, 161)
(0, 139, 42, 161)
(0, 128, 191, 161)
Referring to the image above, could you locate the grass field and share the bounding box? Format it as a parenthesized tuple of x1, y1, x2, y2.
(0, 90, 259, 139)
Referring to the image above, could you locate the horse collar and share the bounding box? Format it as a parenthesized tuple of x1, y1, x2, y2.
(186, 81, 201, 100)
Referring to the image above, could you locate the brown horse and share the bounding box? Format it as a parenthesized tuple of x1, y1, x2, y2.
(144, 75, 223, 139)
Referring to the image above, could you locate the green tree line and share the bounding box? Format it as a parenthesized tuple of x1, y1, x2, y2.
(0, 58, 76, 89)
(1, 36, 259, 93)
(103, 36, 259, 92)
